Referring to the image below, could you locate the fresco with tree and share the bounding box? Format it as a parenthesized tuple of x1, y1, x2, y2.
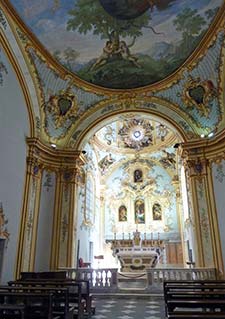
(11, 0, 223, 89)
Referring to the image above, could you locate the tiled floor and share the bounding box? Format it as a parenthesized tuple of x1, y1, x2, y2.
(92, 295, 165, 319)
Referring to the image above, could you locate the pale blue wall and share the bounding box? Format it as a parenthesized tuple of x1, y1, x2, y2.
(35, 170, 56, 271)
(0, 50, 29, 283)
(212, 160, 225, 271)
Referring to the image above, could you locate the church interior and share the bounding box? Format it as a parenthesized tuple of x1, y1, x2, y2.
(0, 0, 225, 318)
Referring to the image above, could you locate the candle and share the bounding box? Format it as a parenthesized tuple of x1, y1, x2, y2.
(114, 232, 116, 240)
(144, 232, 146, 240)
(122, 232, 124, 240)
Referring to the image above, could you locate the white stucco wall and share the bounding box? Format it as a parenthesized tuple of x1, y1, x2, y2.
(0, 50, 29, 283)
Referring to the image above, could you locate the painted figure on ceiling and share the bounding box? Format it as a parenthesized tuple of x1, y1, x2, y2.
(160, 150, 176, 169)
(90, 40, 113, 71)
(116, 40, 141, 68)
(98, 153, 115, 174)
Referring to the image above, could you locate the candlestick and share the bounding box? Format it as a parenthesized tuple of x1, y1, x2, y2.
(122, 232, 124, 240)
(128, 233, 130, 240)
(114, 232, 116, 240)
(158, 232, 160, 240)
(144, 232, 146, 240)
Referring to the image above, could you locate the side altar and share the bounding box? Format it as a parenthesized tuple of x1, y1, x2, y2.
(106, 231, 165, 272)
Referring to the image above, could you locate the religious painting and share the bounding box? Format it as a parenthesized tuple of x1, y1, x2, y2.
(134, 169, 143, 183)
(11, 0, 223, 89)
(152, 203, 162, 221)
(134, 199, 145, 224)
(118, 205, 127, 222)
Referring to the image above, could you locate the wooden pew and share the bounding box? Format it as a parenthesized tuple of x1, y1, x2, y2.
(18, 271, 95, 317)
(0, 303, 25, 319)
(1, 285, 73, 319)
(9, 280, 85, 319)
(0, 290, 56, 319)
(164, 280, 225, 319)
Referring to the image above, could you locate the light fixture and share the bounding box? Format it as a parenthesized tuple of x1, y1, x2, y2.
(51, 143, 56, 149)
(208, 132, 214, 138)
(200, 134, 205, 138)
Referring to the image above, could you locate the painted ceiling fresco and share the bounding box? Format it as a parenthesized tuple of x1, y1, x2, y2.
(11, 0, 223, 89)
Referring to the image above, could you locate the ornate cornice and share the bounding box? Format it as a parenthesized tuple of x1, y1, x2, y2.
(26, 137, 86, 171)
(180, 130, 225, 164)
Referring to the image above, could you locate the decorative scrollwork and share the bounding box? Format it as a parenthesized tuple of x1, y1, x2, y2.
(0, 203, 10, 241)
(182, 76, 217, 118)
(43, 86, 78, 130)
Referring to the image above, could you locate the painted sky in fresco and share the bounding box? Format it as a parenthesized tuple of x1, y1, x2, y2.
(11, 0, 223, 89)
(12, 0, 222, 62)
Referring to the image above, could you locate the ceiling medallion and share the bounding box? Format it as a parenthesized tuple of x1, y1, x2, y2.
(118, 119, 154, 150)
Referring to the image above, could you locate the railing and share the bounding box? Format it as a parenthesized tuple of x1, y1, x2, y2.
(64, 267, 118, 292)
(60, 267, 216, 293)
(146, 267, 217, 292)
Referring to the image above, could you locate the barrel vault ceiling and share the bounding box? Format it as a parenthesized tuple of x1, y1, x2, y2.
(0, 0, 225, 148)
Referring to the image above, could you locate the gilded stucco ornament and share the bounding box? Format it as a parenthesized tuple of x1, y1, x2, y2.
(0, 9, 7, 29)
(0, 203, 10, 242)
(43, 87, 78, 131)
(182, 76, 217, 118)
(0, 47, 8, 86)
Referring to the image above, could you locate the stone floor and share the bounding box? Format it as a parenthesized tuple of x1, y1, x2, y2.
(92, 295, 166, 319)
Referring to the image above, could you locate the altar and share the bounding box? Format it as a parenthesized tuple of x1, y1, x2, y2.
(106, 231, 165, 272)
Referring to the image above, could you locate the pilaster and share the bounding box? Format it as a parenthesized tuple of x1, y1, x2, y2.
(181, 133, 225, 273)
(16, 138, 86, 278)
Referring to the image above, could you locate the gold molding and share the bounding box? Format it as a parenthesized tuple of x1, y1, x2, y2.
(181, 130, 225, 164)
(68, 96, 198, 149)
